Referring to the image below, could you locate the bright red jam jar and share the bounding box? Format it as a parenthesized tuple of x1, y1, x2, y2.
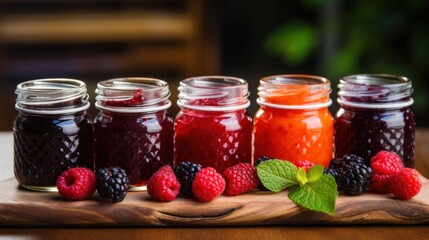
(253, 75, 334, 167)
(14, 78, 93, 192)
(335, 74, 415, 167)
(94, 78, 174, 190)
(174, 76, 252, 173)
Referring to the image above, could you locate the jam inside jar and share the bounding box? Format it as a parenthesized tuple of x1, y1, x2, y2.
(13, 78, 93, 192)
(94, 78, 173, 190)
(174, 76, 252, 173)
(253, 75, 334, 167)
(335, 74, 415, 167)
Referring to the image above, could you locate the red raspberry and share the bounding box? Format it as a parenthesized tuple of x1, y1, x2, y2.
(371, 174, 392, 193)
(192, 167, 226, 202)
(147, 165, 181, 202)
(223, 163, 259, 196)
(390, 168, 422, 200)
(371, 151, 396, 165)
(371, 151, 404, 175)
(295, 160, 315, 172)
(56, 168, 96, 200)
(370, 151, 404, 193)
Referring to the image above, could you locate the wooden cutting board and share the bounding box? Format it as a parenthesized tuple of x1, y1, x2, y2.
(0, 176, 428, 227)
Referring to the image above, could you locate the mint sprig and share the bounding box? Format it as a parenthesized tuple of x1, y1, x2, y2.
(256, 160, 338, 215)
(289, 174, 337, 215)
(307, 165, 324, 182)
(256, 160, 298, 192)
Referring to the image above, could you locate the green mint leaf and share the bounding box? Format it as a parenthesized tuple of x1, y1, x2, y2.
(288, 174, 338, 215)
(256, 159, 299, 192)
(296, 168, 308, 186)
(307, 165, 324, 183)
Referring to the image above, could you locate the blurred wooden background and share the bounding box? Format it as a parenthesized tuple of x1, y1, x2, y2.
(0, 0, 220, 130)
(3, 1, 426, 131)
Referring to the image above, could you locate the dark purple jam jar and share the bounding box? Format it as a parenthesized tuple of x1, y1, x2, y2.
(14, 79, 93, 192)
(335, 74, 415, 167)
(94, 78, 174, 191)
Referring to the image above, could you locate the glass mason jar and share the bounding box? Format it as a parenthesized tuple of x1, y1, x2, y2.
(13, 78, 93, 192)
(175, 76, 252, 173)
(254, 74, 334, 167)
(335, 74, 415, 167)
(94, 77, 174, 191)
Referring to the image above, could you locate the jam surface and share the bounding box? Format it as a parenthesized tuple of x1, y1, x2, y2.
(14, 113, 93, 187)
(254, 107, 334, 167)
(174, 110, 252, 173)
(94, 111, 174, 186)
(335, 107, 415, 167)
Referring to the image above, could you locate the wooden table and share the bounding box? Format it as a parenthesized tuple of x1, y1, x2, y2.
(1, 130, 429, 240)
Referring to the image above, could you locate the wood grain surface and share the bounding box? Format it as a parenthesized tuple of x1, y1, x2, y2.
(0, 175, 428, 227)
(1, 130, 429, 240)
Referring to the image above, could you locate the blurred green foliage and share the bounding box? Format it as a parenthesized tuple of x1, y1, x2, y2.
(265, 0, 429, 116)
(265, 20, 317, 66)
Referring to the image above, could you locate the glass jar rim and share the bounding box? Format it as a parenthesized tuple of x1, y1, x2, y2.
(96, 77, 168, 92)
(15, 78, 89, 115)
(95, 77, 171, 113)
(177, 76, 250, 111)
(340, 74, 410, 86)
(16, 78, 86, 103)
(17, 78, 86, 87)
(180, 75, 248, 89)
(338, 74, 413, 109)
(260, 74, 330, 86)
(257, 74, 332, 109)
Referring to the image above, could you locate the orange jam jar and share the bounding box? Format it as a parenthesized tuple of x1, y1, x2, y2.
(253, 74, 334, 167)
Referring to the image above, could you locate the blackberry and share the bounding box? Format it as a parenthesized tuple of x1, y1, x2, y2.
(330, 155, 366, 176)
(338, 161, 372, 196)
(324, 167, 339, 180)
(96, 167, 130, 203)
(326, 155, 369, 192)
(174, 162, 202, 197)
(342, 154, 365, 165)
(324, 167, 341, 191)
(331, 155, 365, 170)
(328, 158, 342, 169)
(254, 156, 273, 190)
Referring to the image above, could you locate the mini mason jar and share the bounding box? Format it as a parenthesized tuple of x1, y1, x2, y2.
(175, 76, 252, 173)
(94, 77, 174, 190)
(254, 75, 334, 167)
(335, 74, 415, 167)
(14, 78, 93, 192)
